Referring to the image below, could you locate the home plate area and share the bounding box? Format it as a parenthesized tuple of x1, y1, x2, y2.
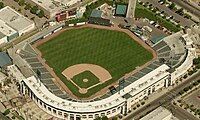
(62, 64, 112, 94)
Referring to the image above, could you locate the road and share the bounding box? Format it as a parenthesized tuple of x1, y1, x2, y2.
(141, 0, 195, 27)
(125, 71, 200, 120)
(164, 103, 199, 120)
(170, 0, 200, 18)
(126, 0, 137, 18)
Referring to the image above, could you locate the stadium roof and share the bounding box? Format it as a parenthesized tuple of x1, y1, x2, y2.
(0, 6, 34, 33)
(115, 4, 127, 16)
(0, 52, 12, 68)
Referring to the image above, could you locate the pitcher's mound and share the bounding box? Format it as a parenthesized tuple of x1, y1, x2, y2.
(83, 79, 88, 82)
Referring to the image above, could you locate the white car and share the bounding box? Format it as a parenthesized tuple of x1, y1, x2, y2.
(165, 4, 170, 7)
(150, 21, 155, 25)
(160, 14, 165, 17)
(155, 24, 160, 28)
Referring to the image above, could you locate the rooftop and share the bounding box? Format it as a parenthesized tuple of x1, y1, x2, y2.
(115, 4, 127, 16)
(0, 19, 17, 36)
(140, 106, 179, 120)
(90, 9, 103, 18)
(163, 32, 185, 55)
(0, 6, 34, 32)
(31, 0, 60, 14)
(0, 52, 12, 68)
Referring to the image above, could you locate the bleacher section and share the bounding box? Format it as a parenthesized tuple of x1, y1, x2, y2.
(152, 37, 186, 69)
(18, 44, 70, 100)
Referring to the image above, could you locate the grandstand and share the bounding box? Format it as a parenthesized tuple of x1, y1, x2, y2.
(18, 44, 72, 100)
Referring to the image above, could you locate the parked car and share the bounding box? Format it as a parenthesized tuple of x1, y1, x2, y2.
(150, 21, 155, 25)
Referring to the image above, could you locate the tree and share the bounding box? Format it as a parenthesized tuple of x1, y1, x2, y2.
(25, 3, 31, 10)
(37, 10, 44, 18)
(152, 8, 157, 13)
(159, 58, 166, 63)
(176, 8, 184, 15)
(183, 74, 188, 79)
(176, 24, 180, 28)
(183, 87, 189, 92)
(112, 117, 118, 120)
(184, 13, 191, 19)
(3, 109, 10, 116)
(18, 0, 25, 6)
(141, 101, 145, 105)
(169, 3, 175, 10)
(0, 2, 4, 9)
(193, 58, 200, 65)
(102, 116, 108, 120)
(30, 6, 38, 14)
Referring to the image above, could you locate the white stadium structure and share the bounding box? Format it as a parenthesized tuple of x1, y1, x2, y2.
(7, 25, 200, 120)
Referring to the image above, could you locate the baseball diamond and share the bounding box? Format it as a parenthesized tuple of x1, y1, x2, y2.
(36, 26, 153, 98)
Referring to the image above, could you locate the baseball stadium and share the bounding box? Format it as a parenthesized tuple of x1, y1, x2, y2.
(9, 23, 198, 120)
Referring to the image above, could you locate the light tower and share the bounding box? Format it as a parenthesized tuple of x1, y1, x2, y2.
(126, 0, 137, 18)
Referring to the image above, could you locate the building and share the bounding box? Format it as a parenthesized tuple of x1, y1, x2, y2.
(140, 107, 179, 120)
(0, 6, 35, 36)
(28, 0, 81, 18)
(7, 26, 199, 120)
(27, 0, 61, 18)
(115, 4, 128, 17)
(0, 52, 12, 69)
(89, 9, 111, 26)
(0, 19, 18, 44)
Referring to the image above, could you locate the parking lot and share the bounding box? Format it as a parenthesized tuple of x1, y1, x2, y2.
(139, 0, 195, 27)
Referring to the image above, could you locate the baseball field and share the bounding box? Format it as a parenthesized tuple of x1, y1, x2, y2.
(37, 26, 153, 98)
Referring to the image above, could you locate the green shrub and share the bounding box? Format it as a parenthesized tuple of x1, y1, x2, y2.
(3, 109, 10, 116)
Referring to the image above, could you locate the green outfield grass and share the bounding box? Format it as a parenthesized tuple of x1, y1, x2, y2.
(72, 71, 100, 88)
(37, 27, 153, 98)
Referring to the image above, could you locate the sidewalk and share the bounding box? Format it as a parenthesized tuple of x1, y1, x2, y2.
(122, 70, 200, 120)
